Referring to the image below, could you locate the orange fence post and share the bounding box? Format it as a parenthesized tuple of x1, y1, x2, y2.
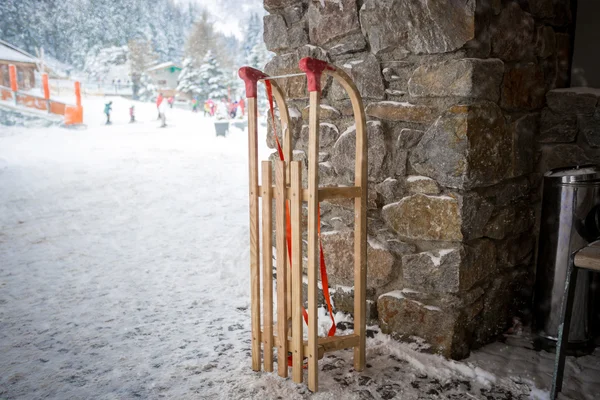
(42, 74, 50, 100)
(74, 81, 81, 107)
(9, 65, 17, 92)
(9, 64, 17, 104)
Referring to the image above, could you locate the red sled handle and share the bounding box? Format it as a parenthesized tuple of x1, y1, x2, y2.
(298, 57, 336, 93)
(238, 66, 267, 98)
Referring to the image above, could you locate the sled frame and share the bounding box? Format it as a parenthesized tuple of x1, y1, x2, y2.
(239, 57, 367, 393)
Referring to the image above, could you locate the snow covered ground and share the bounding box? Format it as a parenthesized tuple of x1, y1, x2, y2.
(1, 96, 599, 400)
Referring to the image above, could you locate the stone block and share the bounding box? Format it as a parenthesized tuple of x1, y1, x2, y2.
(264, 14, 289, 52)
(483, 203, 535, 240)
(475, 177, 531, 208)
(539, 144, 590, 172)
(307, 0, 360, 45)
(360, 0, 475, 55)
(394, 127, 424, 149)
(266, 106, 303, 150)
(539, 107, 577, 143)
(365, 101, 436, 123)
(321, 230, 397, 288)
(579, 109, 600, 148)
(511, 113, 538, 177)
(282, 4, 305, 26)
(288, 25, 309, 49)
(301, 104, 341, 121)
(546, 87, 600, 116)
(490, 2, 535, 61)
(331, 287, 378, 322)
(377, 292, 473, 359)
(325, 32, 367, 57)
(265, 0, 303, 11)
(298, 122, 340, 153)
(405, 176, 440, 195)
(381, 193, 493, 241)
(473, 269, 531, 346)
(500, 63, 545, 111)
(496, 232, 535, 269)
(375, 178, 404, 205)
(410, 102, 511, 190)
(536, 25, 556, 59)
(330, 54, 385, 100)
(402, 239, 496, 294)
(264, 46, 328, 99)
(528, 0, 554, 18)
(331, 121, 388, 183)
(408, 58, 504, 101)
(264, 52, 305, 99)
(319, 161, 339, 186)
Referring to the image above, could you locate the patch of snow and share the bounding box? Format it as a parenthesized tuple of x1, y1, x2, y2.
(407, 175, 433, 182)
(367, 237, 387, 251)
(379, 290, 405, 300)
(378, 101, 417, 107)
(320, 122, 339, 132)
(288, 107, 301, 118)
(425, 248, 455, 267)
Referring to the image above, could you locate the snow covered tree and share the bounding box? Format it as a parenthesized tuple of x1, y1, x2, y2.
(137, 73, 157, 102)
(129, 39, 158, 98)
(83, 46, 129, 81)
(197, 51, 228, 101)
(184, 10, 215, 65)
(176, 58, 202, 97)
(243, 13, 272, 70)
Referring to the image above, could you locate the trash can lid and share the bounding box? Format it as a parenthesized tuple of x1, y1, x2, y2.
(544, 164, 600, 183)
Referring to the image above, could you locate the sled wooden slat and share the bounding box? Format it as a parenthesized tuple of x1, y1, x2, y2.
(258, 186, 362, 202)
(269, 81, 293, 323)
(261, 162, 274, 372)
(247, 96, 261, 372)
(275, 160, 288, 378)
(307, 90, 320, 392)
(290, 161, 303, 384)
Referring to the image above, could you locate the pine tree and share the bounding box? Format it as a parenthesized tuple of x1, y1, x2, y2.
(137, 73, 157, 102)
(176, 58, 202, 97)
(243, 13, 272, 70)
(197, 51, 228, 101)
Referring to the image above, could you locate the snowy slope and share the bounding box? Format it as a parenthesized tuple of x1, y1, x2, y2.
(0, 97, 598, 400)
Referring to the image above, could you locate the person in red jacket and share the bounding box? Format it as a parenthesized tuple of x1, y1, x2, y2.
(156, 93, 164, 120)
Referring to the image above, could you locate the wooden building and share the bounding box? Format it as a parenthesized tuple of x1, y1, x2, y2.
(0, 39, 38, 90)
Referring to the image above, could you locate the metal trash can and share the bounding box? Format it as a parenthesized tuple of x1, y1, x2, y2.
(534, 164, 600, 345)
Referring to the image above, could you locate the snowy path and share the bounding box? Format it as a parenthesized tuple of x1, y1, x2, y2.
(0, 97, 598, 400)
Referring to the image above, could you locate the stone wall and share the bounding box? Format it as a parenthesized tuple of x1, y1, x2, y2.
(262, 0, 576, 359)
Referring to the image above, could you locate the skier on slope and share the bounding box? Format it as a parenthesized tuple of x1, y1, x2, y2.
(158, 96, 167, 128)
(104, 101, 112, 125)
(156, 93, 164, 120)
(129, 105, 135, 123)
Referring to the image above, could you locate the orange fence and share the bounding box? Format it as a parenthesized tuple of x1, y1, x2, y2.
(1, 64, 83, 125)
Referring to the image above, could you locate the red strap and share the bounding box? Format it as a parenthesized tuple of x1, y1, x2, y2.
(264, 81, 335, 337)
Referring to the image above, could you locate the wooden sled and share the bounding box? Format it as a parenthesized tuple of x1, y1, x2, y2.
(238, 57, 367, 392)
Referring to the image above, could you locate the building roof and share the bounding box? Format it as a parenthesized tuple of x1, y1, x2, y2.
(146, 61, 181, 72)
(0, 39, 39, 65)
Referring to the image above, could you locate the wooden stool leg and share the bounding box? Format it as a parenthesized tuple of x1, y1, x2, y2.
(551, 260, 579, 399)
(290, 161, 304, 383)
(307, 91, 320, 392)
(261, 161, 274, 372)
(275, 160, 288, 378)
